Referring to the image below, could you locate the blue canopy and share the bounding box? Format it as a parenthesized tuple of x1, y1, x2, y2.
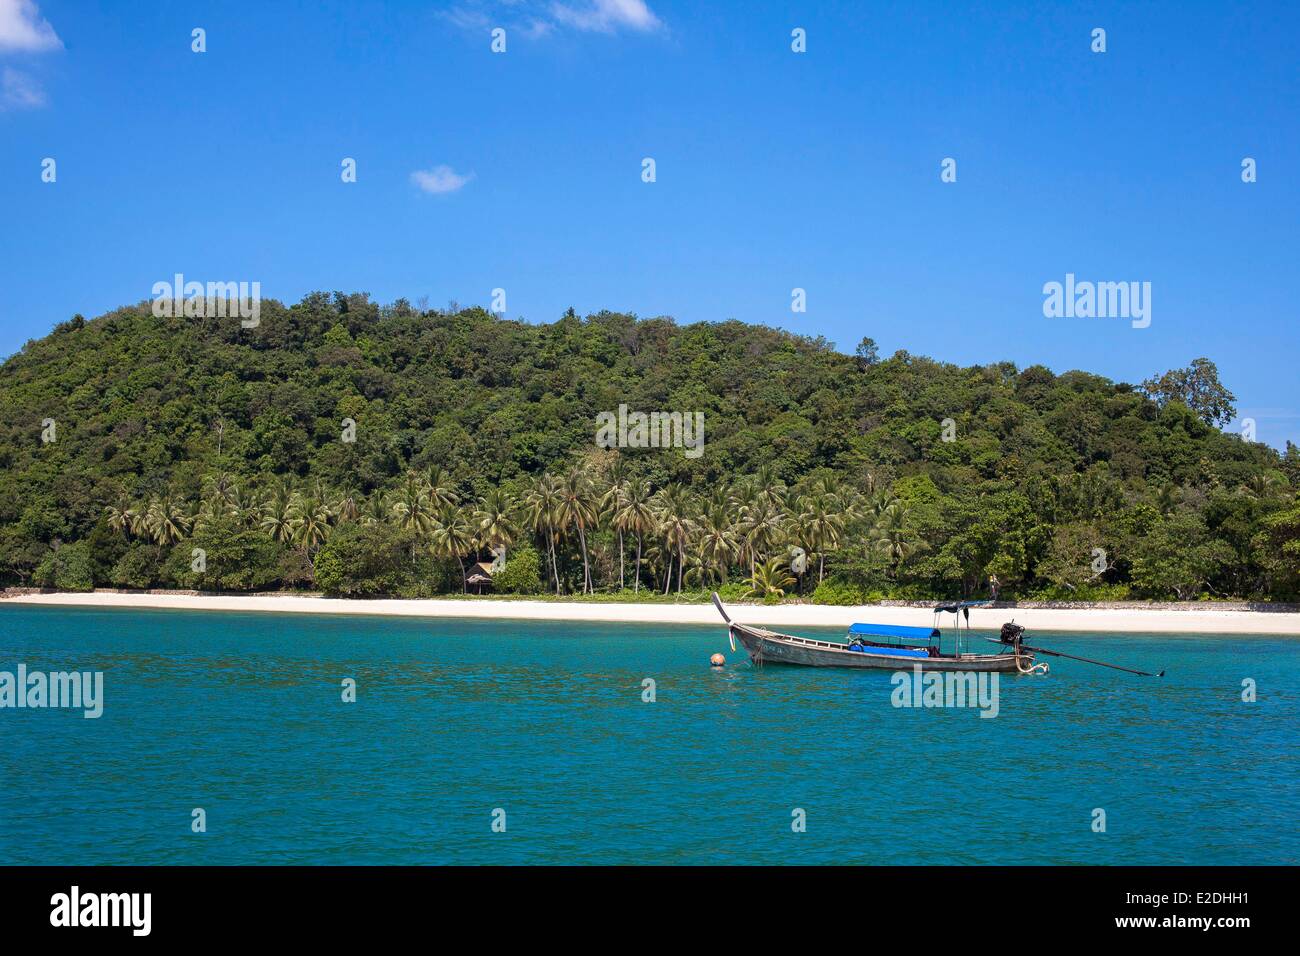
(848, 622, 940, 641)
(847, 644, 930, 658)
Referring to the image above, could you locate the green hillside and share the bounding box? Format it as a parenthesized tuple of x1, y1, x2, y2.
(2, 293, 1297, 601)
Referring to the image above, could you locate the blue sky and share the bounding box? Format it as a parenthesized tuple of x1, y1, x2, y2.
(2, 0, 1297, 447)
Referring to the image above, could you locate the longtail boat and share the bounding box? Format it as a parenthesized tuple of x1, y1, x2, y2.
(710, 593, 1165, 677)
(711, 593, 1031, 672)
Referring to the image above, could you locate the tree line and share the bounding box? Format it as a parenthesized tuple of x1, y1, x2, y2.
(75, 464, 909, 600)
(1, 293, 1297, 601)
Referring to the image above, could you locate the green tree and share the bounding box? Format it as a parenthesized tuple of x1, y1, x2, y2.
(1259, 499, 1300, 597)
(475, 488, 519, 553)
(109, 545, 160, 589)
(430, 503, 477, 593)
(855, 336, 880, 368)
(524, 474, 564, 595)
(169, 515, 282, 591)
(1131, 512, 1235, 599)
(557, 468, 598, 593)
(746, 558, 796, 602)
(653, 483, 695, 594)
(1140, 358, 1237, 427)
(613, 477, 655, 593)
(314, 524, 426, 596)
(34, 541, 95, 591)
(492, 544, 544, 595)
(1037, 522, 1106, 593)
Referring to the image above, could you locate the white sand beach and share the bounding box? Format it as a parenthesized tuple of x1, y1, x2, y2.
(3, 590, 1298, 635)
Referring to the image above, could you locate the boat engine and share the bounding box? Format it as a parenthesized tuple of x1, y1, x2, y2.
(998, 622, 1026, 647)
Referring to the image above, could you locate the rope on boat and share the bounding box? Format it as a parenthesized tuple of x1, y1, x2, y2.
(1016, 655, 1049, 675)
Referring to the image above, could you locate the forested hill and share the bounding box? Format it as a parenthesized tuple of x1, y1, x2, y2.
(1, 292, 1297, 601)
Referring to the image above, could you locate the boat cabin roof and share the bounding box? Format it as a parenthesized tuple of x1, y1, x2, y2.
(847, 622, 940, 641)
(934, 600, 990, 613)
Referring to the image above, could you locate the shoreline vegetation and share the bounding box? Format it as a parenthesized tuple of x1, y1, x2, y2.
(3, 588, 1298, 635)
(3, 298, 1298, 607)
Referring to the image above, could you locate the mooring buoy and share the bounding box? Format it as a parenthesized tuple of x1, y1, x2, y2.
(709, 653, 726, 667)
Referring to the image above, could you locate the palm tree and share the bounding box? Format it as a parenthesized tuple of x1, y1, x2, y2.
(613, 478, 655, 593)
(391, 471, 434, 538)
(359, 490, 389, 526)
(856, 470, 881, 500)
(873, 503, 915, 572)
(745, 558, 795, 600)
(201, 472, 238, 508)
(600, 476, 628, 589)
(259, 483, 297, 544)
(475, 488, 519, 555)
(524, 474, 564, 594)
(289, 484, 333, 554)
(424, 466, 460, 511)
(868, 491, 899, 520)
(874, 527, 916, 573)
(696, 500, 739, 585)
(653, 483, 694, 594)
(680, 547, 710, 590)
(798, 490, 846, 584)
(128, 501, 148, 538)
(333, 487, 361, 524)
(557, 467, 598, 593)
(1241, 470, 1287, 500)
(739, 496, 786, 578)
(747, 464, 787, 510)
(598, 453, 635, 587)
(431, 503, 477, 593)
(731, 480, 758, 521)
(642, 542, 673, 594)
(105, 497, 139, 539)
(810, 475, 862, 522)
(145, 493, 191, 547)
(225, 485, 264, 528)
(190, 496, 225, 535)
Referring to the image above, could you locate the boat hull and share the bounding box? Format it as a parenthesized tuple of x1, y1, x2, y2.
(731, 624, 1026, 673)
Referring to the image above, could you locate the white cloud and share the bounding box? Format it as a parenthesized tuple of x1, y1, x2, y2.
(411, 165, 475, 195)
(442, 4, 492, 30)
(442, 1, 659, 38)
(519, 17, 555, 38)
(549, 0, 660, 33)
(1, 66, 45, 109)
(0, 0, 62, 52)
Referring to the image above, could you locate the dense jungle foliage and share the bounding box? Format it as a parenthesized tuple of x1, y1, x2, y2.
(1, 292, 1297, 602)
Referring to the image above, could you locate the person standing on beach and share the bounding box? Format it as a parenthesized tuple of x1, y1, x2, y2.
(988, 574, 999, 602)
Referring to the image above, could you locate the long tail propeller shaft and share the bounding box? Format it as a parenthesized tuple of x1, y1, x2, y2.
(1020, 643, 1164, 678)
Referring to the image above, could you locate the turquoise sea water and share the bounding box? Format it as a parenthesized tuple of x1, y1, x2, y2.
(0, 605, 1296, 865)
